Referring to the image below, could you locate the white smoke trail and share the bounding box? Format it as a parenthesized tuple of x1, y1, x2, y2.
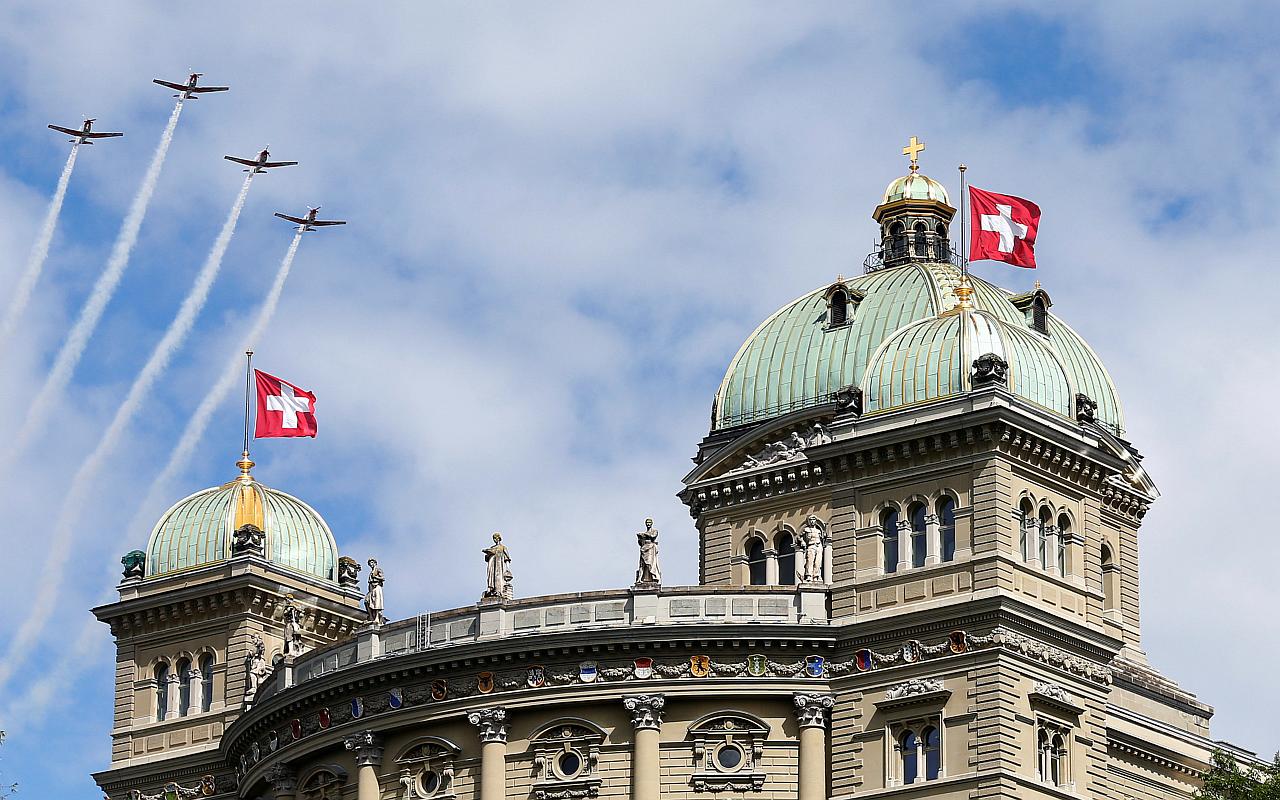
(3, 99, 184, 467)
(128, 229, 305, 534)
(0, 143, 81, 360)
(0, 172, 254, 692)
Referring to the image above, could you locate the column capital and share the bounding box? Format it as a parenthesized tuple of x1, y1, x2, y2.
(793, 693, 835, 728)
(264, 763, 298, 792)
(468, 706, 510, 743)
(623, 694, 666, 730)
(343, 729, 384, 767)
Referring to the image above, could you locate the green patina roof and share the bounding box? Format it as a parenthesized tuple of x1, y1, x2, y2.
(714, 262, 1122, 432)
(146, 478, 338, 582)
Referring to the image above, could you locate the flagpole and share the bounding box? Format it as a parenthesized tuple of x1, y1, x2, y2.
(242, 350, 253, 460)
(958, 163, 969, 277)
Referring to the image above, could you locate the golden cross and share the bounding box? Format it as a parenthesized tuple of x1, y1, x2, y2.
(902, 136, 925, 172)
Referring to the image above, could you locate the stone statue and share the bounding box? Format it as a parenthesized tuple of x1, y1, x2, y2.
(1075, 393, 1098, 425)
(282, 595, 305, 657)
(337, 555, 361, 589)
(635, 518, 661, 586)
(232, 524, 265, 557)
(121, 550, 146, 580)
(483, 532, 513, 601)
(971, 353, 1009, 386)
(740, 432, 808, 469)
(800, 515, 827, 582)
(806, 421, 832, 447)
(364, 559, 385, 625)
(244, 634, 270, 706)
(834, 386, 863, 415)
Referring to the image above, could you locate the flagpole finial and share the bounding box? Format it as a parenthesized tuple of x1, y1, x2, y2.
(236, 450, 255, 482)
(954, 274, 975, 310)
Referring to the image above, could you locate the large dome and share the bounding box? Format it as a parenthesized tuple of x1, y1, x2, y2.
(145, 458, 339, 582)
(713, 262, 1122, 433)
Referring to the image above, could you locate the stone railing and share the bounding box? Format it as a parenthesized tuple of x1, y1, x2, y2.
(257, 585, 829, 701)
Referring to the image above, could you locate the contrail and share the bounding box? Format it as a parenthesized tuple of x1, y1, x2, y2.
(0, 172, 255, 692)
(0, 143, 81, 360)
(128, 228, 305, 534)
(3, 99, 184, 467)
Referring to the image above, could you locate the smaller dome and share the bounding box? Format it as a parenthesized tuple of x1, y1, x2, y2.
(145, 456, 339, 582)
(882, 172, 951, 206)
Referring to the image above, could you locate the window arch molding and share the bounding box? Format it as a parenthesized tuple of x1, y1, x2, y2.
(530, 716, 609, 742)
(774, 524, 798, 585)
(297, 764, 348, 800)
(530, 718, 605, 798)
(878, 504, 902, 575)
(935, 494, 958, 563)
(687, 711, 770, 793)
(743, 531, 769, 586)
(395, 736, 462, 800)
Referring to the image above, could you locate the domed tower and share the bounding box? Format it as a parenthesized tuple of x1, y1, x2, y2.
(871, 136, 956, 270)
(91, 455, 367, 794)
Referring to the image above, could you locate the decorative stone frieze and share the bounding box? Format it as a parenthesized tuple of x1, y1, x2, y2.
(264, 763, 297, 792)
(884, 677, 944, 701)
(127, 775, 218, 800)
(468, 707, 510, 743)
(343, 729, 384, 766)
(792, 693, 835, 728)
(623, 694, 666, 730)
(1030, 680, 1086, 715)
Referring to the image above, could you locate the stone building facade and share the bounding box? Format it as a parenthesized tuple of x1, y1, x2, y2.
(94, 155, 1257, 800)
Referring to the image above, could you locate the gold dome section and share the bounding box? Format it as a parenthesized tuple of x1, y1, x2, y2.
(880, 172, 951, 206)
(227, 451, 265, 532)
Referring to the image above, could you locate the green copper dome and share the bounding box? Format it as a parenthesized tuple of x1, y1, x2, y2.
(145, 462, 339, 582)
(713, 262, 1122, 432)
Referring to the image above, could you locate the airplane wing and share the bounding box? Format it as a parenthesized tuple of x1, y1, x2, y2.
(48, 125, 79, 136)
(224, 155, 257, 166)
(274, 213, 308, 224)
(311, 220, 346, 226)
(261, 161, 299, 168)
(190, 86, 229, 94)
(83, 132, 123, 139)
(153, 79, 186, 91)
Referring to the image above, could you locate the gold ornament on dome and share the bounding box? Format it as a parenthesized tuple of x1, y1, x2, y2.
(902, 135, 925, 172)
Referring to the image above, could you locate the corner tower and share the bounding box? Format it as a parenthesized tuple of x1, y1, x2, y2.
(92, 455, 367, 795)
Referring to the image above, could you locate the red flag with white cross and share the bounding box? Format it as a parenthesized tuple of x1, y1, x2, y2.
(254, 369, 317, 438)
(969, 187, 1041, 268)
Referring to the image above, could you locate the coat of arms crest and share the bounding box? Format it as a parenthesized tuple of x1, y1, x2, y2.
(390, 687, 405, 709)
(527, 665, 546, 688)
(477, 671, 495, 694)
(431, 680, 448, 701)
(579, 661, 598, 683)
(690, 655, 712, 677)
(948, 630, 968, 654)
(902, 640, 922, 664)
(351, 696, 365, 719)
(290, 718, 302, 740)
(855, 649, 874, 671)
(633, 657, 653, 679)
(747, 654, 768, 677)
(318, 707, 331, 729)
(804, 654, 825, 677)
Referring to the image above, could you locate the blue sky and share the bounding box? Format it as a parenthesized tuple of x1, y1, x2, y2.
(0, 3, 1277, 795)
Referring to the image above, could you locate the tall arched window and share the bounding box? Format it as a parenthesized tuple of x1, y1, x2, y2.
(1038, 507, 1052, 569)
(1101, 544, 1117, 610)
(935, 223, 950, 261)
(1055, 514, 1070, 576)
(1037, 725, 1068, 786)
(199, 654, 214, 713)
(913, 222, 928, 259)
(923, 726, 941, 780)
(154, 663, 170, 721)
(177, 658, 192, 716)
(900, 730, 919, 784)
(889, 222, 907, 259)
(1019, 499, 1034, 561)
(829, 290, 848, 326)
(909, 503, 927, 568)
(938, 497, 956, 562)
(882, 509, 900, 574)
(746, 539, 767, 586)
(776, 532, 796, 585)
(1032, 296, 1048, 334)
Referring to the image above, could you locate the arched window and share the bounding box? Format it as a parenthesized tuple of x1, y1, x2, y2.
(199, 654, 214, 713)
(1038, 507, 1052, 569)
(1050, 733, 1066, 785)
(746, 539, 767, 586)
(923, 726, 941, 780)
(909, 503, 927, 568)
(1101, 544, 1117, 610)
(913, 222, 928, 259)
(889, 222, 907, 259)
(1037, 725, 1068, 786)
(177, 657, 192, 716)
(154, 663, 170, 721)
(938, 497, 956, 562)
(1032, 296, 1048, 335)
(935, 223, 950, 261)
(1019, 499, 1034, 561)
(776, 532, 796, 585)
(829, 290, 848, 326)
(900, 730, 919, 784)
(1056, 515, 1070, 576)
(882, 509, 900, 574)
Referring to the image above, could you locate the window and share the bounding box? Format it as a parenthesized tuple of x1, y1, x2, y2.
(1101, 544, 1118, 611)
(154, 662, 169, 721)
(894, 722, 943, 785)
(1038, 507, 1052, 569)
(746, 539, 767, 586)
(532, 723, 603, 796)
(1056, 515, 1070, 576)
(688, 713, 768, 792)
(900, 731, 918, 784)
(1019, 499, 1034, 561)
(913, 223, 928, 259)
(1032, 297, 1048, 335)
(935, 223, 950, 261)
(396, 739, 459, 800)
(199, 654, 214, 713)
(776, 532, 796, 585)
(889, 222, 907, 259)
(938, 497, 956, 562)
(829, 290, 847, 326)
(714, 742, 745, 771)
(300, 768, 346, 800)
(922, 726, 941, 780)
(909, 503, 927, 568)
(1037, 722, 1069, 786)
(177, 658, 191, 716)
(882, 509, 900, 574)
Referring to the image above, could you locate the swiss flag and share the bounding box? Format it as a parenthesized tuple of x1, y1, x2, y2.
(969, 187, 1041, 268)
(254, 369, 317, 438)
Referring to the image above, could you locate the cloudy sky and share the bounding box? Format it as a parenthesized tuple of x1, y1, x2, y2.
(0, 2, 1276, 795)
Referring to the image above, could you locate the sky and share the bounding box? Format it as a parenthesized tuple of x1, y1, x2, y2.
(0, 2, 1277, 795)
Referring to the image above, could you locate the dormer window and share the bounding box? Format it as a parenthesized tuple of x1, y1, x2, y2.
(1032, 296, 1048, 334)
(823, 282, 862, 330)
(830, 290, 848, 326)
(1010, 287, 1053, 336)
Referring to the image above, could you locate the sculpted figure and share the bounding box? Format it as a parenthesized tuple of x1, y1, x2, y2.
(800, 515, 827, 582)
(337, 555, 361, 589)
(806, 421, 832, 447)
(364, 559, 385, 625)
(742, 432, 808, 469)
(635, 518, 662, 586)
(232, 523, 265, 556)
(282, 595, 305, 657)
(244, 635, 270, 705)
(483, 532, 513, 600)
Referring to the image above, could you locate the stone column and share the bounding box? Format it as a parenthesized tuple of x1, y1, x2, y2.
(1044, 525, 1059, 573)
(264, 764, 298, 800)
(469, 707, 509, 800)
(822, 536, 833, 584)
(165, 671, 181, 718)
(188, 666, 204, 715)
(793, 694, 834, 800)
(624, 695, 665, 800)
(924, 513, 940, 566)
(896, 520, 911, 571)
(1022, 516, 1038, 561)
(344, 730, 384, 800)
(765, 549, 779, 585)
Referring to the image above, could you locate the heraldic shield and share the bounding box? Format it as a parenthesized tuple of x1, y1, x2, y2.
(389, 687, 405, 709)
(747, 654, 768, 676)
(804, 655, 825, 677)
(690, 655, 711, 677)
(633, 657, 653, 679)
